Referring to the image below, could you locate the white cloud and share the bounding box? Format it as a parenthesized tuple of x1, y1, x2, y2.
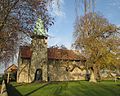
(48, 0, 65, 17)
(48, 36, 71, 49)
(107, 0, 120, 9)
(116, 24, 120, 27)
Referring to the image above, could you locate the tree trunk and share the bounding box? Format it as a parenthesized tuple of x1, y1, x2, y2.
(89, 63, 101, 82)
(89, 68, 97, 83)
(89, 64, 98, 83)
(97, 64, 101, 81)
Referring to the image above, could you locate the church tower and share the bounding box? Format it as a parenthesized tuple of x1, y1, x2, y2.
(30, 35, 48, 82)
(17, 18, 48, 83)
(29, 17, 48, 82)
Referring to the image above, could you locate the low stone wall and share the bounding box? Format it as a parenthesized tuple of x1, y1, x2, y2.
(0, 80, 8, 96)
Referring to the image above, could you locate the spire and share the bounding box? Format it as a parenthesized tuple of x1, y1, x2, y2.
(34, 17, 47, 37)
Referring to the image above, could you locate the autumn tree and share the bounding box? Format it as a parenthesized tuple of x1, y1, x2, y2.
(0, 0, 60, 67)
(73, 12, 120, 82)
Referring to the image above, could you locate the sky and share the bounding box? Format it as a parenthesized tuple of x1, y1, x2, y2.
(48, 0, 76, 49)
(48, 0, 120, 49)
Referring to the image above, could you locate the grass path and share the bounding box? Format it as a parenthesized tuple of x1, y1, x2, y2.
(7, 81, 120, 96)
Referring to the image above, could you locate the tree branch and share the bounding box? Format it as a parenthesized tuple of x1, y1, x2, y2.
(0, 0, 20, 31)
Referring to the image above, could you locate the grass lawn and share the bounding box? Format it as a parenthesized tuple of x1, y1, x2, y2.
(6, 80, 120, 96)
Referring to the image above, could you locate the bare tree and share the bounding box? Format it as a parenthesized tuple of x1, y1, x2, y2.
(0, 0, 60, 67)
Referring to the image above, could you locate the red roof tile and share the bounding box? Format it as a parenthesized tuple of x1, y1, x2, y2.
(20, 46, 32, 59)
(19, 46, 85, 61)
(48, 48, 84, 61)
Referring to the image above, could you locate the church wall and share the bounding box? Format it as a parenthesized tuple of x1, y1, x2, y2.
(17, 57, 31, 83)
(48, 60, 86, 81)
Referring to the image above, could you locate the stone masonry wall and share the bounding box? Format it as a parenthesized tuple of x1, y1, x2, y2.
(30, 37, 48, 82)
(48, 60, 86, 81)
(17, 55, 31, 83)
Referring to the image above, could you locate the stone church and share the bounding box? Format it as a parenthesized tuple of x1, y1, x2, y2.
(17, 34, 86, 83)
(17, 18, 86, 83)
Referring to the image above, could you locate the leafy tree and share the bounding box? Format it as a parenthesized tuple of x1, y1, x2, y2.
(73, 12, 120, 82)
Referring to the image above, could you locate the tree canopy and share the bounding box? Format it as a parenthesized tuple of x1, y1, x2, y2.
(73, 12, 120, 82)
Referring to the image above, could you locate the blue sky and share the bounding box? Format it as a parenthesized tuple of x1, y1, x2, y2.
(48, 0, 120, 49)
(48, 0, 76, 49)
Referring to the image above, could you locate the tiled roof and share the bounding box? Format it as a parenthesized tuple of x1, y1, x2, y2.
(19, 46, 85, 61)
(48, 48, 85, 61)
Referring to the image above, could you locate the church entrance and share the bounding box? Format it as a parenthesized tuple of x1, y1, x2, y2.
(35, 69, 42, 81)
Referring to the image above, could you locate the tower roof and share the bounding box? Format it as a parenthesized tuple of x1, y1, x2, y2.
(34, 17, 47, 36)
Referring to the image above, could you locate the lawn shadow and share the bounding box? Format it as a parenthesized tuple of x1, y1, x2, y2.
(117, 84, 120, 87)
(6, 83, 22, 96)
(13, 83, 25, 87)
(24, 83, 50, 96)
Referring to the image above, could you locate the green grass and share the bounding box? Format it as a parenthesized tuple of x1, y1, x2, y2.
(7, 80, 120, 96)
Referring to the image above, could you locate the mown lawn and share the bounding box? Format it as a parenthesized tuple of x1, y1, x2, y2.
(7, 80, 120, 96)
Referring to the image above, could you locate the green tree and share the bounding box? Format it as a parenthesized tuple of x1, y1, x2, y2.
(73, 12, 120, 82)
